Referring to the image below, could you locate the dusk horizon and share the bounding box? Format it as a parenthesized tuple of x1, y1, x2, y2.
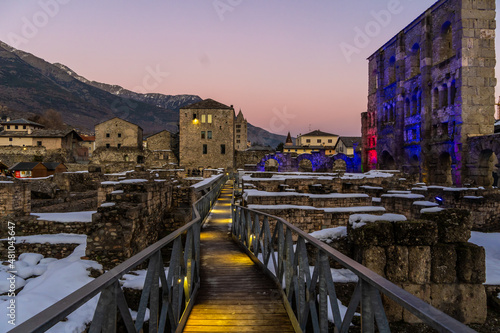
(1, 0, 500, 137)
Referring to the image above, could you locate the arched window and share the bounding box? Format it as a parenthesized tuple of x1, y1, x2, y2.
(388, 56, 396, 84)
(405, 98, 410, 117)
(412, 88, 421, 114)
(433, 88, 440, 109)
(411, 95, 417, 116)
(440, 22, 453, 61)
(450, 80, 457, 105)
(411, 43, 421, 77)
(441, 84, 449, 108)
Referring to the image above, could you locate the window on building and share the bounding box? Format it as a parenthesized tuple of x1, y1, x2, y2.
(410, 43, 421, 77)
(207, 131, 212, 139)
(201, 131, 205, 139)
(440, 21, 453, 61)
(317, 139, 321, 143)
(306, 139, 310, 143)
(433, 88, 440, 110)
(118, 133, 121, 138)
(411, 95, 418, 116)
(23, 125, 26, 129)
(15, 125, 18, 129)
(236, 129, 240, 133)
(201, 114, 206, 123)
(106, 133, 110, 138)
(441, 84, 449, 108)
(450, 80, 457, 105)
(37, 141, 42, 146)
(9, 138, 12, 142)
(6, 125, 10, 129)
(236, 124, 241, 128)
(208, 115, 212, 123)
(221, 144, 226, 154)
(236, 135, 240, 138)
(412, 129, 417, 141)
(193, 114, 197, 120)
(328, 139, 332, 143)
(117, 144, 122, 148)
(203, 144, 207, 154)
(106, 144, 110, 148)
(388, 56, 396, 84)
(441, 122, 449, 138)
(236, 140, 240, 143)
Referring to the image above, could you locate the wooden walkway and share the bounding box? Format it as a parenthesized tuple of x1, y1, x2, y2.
(184, 182, 295, 332)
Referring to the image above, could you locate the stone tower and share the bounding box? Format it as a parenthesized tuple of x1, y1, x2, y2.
(235, 109, 248, 151)
(363, 0, 496, 185)
(179, 99, 235, 171)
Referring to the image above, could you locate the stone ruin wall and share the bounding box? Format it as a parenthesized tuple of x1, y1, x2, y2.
(0, 181, 30, 217)
(87, 180, 173, 269)
(350, 210, 486, 324)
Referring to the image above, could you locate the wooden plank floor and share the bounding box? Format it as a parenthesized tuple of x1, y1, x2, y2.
(183, 182, 295, 333)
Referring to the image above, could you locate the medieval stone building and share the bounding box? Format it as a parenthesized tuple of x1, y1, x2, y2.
(144, 130, 178, 167)
(362, 0, 497, 186)
(180, 98, 246, 171)
(93, 117, 145, 164)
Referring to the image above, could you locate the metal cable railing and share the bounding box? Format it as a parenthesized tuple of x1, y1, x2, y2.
(231, 204, 477, 333)
(10, 175, 228, 333)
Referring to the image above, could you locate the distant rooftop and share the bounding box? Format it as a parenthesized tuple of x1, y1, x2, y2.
(181, 98, 233, 110)
(337, 136, 362, 148)
(299, 130, 338, 137)
(1, 118, 44, 127)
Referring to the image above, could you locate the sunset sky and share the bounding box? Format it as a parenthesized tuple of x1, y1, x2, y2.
(0, 0, 498, 137)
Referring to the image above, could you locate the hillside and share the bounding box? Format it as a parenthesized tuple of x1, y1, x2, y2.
(0, 41, 286, 147)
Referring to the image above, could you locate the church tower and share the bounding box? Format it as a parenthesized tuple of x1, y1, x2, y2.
(235, 109, 248, 151)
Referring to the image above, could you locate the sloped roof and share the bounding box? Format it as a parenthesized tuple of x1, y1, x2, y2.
(236, 109, 245, 121)
(300, 130, 338, 137)
(285, 132, 293, 144)
(0, 129, 83, 140)
(181, 98, 233, 110)
(9, 162, 45, 171)
(80, 135, 95, 142)
(144, 130, 174, 139)
(42, 162, 66, 170)
(1, 118, 44, 127)
(338, 136, 362, 148)
(94, 117, 143, 130)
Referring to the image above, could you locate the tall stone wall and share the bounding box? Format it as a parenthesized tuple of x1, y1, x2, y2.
(364, 0, 496, 186)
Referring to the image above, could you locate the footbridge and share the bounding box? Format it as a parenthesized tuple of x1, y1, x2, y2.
(11, 177, 476, 332)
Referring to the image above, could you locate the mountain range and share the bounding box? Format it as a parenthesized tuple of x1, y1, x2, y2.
(0, 41, 286, 147)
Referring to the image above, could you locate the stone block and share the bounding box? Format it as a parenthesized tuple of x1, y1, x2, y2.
(393, 220, 438, 245)
(431, 244, 457, 283)
(382, 292, 403, 322)
(386, 246, 408, 282)
(421, 209, 472, 243)
(408, 246, 431, 284)
(349, 221, 394, 246)
(359, 246, 386, 277)
(456, 242, 486, 283)
(401, 283, 431, 324)
(430, 284, 487, 324)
